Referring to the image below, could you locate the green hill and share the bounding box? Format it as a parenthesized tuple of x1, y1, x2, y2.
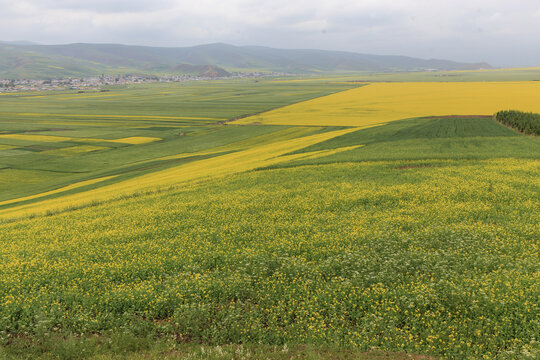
(0, 42, 492, 78)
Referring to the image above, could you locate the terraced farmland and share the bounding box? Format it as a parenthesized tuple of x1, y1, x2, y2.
(0, 76, 538, 359)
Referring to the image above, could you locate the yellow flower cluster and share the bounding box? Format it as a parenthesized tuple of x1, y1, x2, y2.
(0, 127, 361, 219)
(0, 158, 537, 359)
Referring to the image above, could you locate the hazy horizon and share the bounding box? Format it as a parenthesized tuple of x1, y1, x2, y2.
(1, 0, 539, 67)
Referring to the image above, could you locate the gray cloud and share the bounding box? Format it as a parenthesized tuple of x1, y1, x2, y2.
(0, 0, 539, 66)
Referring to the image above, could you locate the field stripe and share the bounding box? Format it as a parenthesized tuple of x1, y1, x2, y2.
(0, 128, 361, 219)
(0, 175, 119, 207)
(235, 81, 540, 126)
(0, 112, 223, 121)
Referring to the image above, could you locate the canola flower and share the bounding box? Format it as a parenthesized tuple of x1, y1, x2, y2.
(0, 158, 537, 359)
(236, 81, 540, 126)
(0, 134, 74, 143)
(109, 136, 161, 144)
(155, 127, 322, 161)
(0, 175, 119, 207)
(0, 127, 362, 219)
(1, 79, 538, 359)
(0, 133, 161, 145)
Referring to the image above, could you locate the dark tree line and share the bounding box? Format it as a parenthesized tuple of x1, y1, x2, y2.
(494, 110, 540, 135)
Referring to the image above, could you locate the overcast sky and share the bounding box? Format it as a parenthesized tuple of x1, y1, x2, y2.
(1, 0, 539, 67)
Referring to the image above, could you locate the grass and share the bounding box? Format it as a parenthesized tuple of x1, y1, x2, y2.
(0, 127, 359, 219)
(0, 78, 356, 203)
(0, 339, 437, 360)
(0, 76, 539, 359)
(275, 116, 540, 167)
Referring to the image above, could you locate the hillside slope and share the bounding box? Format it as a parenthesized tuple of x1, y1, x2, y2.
(0, 42, 492, 78)
(0, 116, 537, 359)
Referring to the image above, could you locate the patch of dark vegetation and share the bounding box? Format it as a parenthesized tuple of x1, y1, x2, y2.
(21, 145, 55, 152)
(22, 128, 69, 133)
(494, 110, 540, 135)
(173, 64, 231, 77)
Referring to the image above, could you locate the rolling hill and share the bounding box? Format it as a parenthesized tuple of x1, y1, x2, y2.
(0, 42, 492, 79)
(0, 78, 537, 359)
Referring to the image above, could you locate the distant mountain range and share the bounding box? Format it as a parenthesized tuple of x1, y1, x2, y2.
(0, 42, 492, 79)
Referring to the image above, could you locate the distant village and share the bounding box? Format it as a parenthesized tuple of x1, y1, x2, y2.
(0, 72, 289, 93)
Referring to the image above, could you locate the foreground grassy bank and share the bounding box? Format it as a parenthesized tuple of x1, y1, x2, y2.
(1, 157, 538, 359)
(1, 341, 438, 360)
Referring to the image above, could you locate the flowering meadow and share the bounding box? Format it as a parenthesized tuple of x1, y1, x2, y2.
(0, 79, 539, 359)
(1, 158, 538, 359)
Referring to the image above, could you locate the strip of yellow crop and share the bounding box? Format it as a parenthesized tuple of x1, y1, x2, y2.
(154, 128, 319, 162)
(279, 145, 364, 162)
(110, 137, 161, 144)
(0, 128, 361, 219)
(0, 112, 222, 121)
(236, 81, 540, 126)
(0, 134, 74, 142)
(45, 145, 109, 156)
(0, 175, 118, 207)
(155, 126, 379, 164)
(0, 134, 161, 145)
(0, 145, 16, 150)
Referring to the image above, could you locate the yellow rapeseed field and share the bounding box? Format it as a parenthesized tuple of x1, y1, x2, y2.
(0, 175, 118, 207)
(236, 81, 540, 126)
(0, 128, 361, 219)
(0, 133, 161, 145)
(0, 134, 74, 143)
(0, 158, 537, 359)
(0, 78, 538, 359)
(110, 136, 162, 144)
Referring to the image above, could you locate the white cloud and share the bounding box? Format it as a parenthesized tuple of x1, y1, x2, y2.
(0, 0, 539, 66)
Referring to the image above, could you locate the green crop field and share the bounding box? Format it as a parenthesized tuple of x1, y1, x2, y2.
(0, 74, 538, 360)
(0, 79, 355, 205)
